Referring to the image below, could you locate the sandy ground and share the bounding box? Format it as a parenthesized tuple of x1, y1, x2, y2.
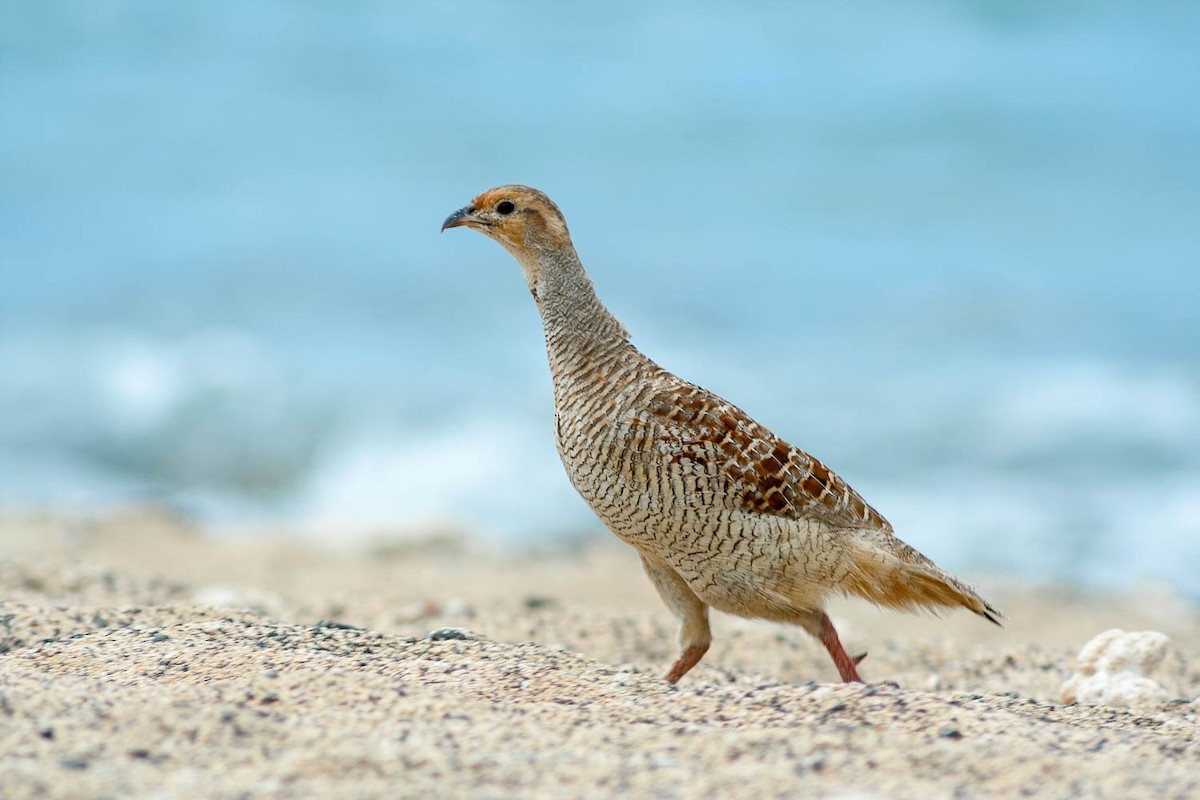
(1, 507, 1197, 799)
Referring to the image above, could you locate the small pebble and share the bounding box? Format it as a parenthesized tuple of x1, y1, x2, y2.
(428, 627, 475, 642)
(313, 620, 362, 631)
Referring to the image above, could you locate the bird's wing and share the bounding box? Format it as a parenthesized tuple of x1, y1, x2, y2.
(643, 372, 893, 533)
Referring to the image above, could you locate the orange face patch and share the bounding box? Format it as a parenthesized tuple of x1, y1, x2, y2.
(466, 185, 572, 251)
(470, 187, 511, 213)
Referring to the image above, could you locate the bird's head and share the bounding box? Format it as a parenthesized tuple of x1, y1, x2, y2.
(441, 185, 573, 285)
(442, 185, 627, 336)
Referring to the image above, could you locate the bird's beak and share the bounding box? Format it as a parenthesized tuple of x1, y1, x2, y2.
(441, 205, 478, 233)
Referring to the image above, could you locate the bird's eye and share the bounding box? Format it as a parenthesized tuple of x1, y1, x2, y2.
(496, 200, 516, 215)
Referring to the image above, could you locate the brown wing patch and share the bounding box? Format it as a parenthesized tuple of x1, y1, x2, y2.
(645, 372, 892, 532)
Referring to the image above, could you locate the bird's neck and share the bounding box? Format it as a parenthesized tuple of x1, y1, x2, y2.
(529, 247, 631, 368)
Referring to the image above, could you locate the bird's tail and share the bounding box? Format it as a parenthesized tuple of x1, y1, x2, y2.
(840, 532, 1002, 625)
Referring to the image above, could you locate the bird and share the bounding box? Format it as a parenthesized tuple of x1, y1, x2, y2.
(442, 185, 1000, 684)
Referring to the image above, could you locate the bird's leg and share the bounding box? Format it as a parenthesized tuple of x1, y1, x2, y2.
(639, 554, 712, 684)
(818, 612, 863, 683)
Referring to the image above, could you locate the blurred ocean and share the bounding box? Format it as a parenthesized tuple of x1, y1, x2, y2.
(2, 2, 1198, 595)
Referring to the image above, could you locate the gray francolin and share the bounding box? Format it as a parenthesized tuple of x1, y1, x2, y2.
(442, 185, 1000, 684)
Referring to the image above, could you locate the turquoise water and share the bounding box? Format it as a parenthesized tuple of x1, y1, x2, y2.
(2, 2, 1198, 594)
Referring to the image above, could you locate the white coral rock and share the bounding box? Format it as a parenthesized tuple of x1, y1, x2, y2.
(1060, 628, 1172, 709)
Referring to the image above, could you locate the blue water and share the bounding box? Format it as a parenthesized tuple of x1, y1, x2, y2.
(2, 2, 1198, 595)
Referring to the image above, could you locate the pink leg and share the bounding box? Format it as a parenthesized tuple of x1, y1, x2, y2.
(663, 643, 710, 684)
(818, 612, 863, 683)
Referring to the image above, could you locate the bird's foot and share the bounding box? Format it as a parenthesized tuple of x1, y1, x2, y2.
(663, 643, 710, 684)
